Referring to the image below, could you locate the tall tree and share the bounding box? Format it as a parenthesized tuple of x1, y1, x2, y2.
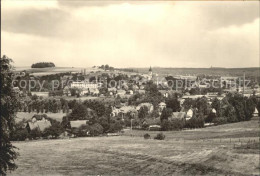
(138, 106, 149, 119)
(166, 97, 181, 112)
(160, 108, 173, 122)
(0, 55, 19, 174)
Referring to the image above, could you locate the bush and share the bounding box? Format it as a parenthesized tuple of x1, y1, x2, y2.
(212, 117, 228, 125)
(108, 121, 123, 133)
(11, 129, 30, 141)
(89, 123, 104, 136)
(144, 133, 151, 139)
(161, 119, 184, 131)
(185, 117, 204, 129)
(71, 124, 90, 137)
(205, 112, 216, 123)
(141, 123, 149, 130)
(42, 123, 64, 139)
(30, 128, 42, 139)
(154, 133, 165, 140)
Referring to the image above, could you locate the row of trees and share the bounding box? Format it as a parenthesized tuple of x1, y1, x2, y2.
(62, 99, 123, 135)
(31, 62, 55, 68)
(18, 96, 70, 113)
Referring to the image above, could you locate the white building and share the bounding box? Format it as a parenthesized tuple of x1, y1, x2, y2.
(70, 81, 101, 89)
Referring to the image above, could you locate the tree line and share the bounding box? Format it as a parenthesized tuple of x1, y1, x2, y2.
(31, 62, 55, 68)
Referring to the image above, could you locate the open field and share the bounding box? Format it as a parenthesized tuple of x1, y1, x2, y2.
(14, 67, 100, 76)
(15, 66, 260, 78)
(133, 67, 260, 77)
(16, 112, 67, 123)
(10, 117, 260, 176)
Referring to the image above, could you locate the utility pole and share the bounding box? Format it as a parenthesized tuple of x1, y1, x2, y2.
(243, 71, 245, 96)
(130, 119, 133, 136)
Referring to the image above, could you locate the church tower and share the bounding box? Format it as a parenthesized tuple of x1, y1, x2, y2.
(149, 66, 152, 76)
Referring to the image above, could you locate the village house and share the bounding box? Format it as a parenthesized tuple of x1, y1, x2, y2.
(63, 86, 71, 96)
(70, 81, 102, 89)
(170, 112, 186, 120)
(31, 91, 49, 98)
(158, 102, 166, 112)
(26, 115, 51, 133)
(186, 109, 193, 120)
(119, 106, 137, 116)
(116, 90, 126, 96)
(108, 87, 117, 95)
(70, 120, 89, 129)
(136, 103, 154, 113)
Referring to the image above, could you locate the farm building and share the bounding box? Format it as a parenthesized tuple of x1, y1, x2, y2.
(186, 109, 193, 120)
(253, 108, 259, 117)
(136, 103, 154, 113)
(70, 120, 89, 128)
(31, 92, 49, 97)
(171, 112, 186, 120)
(26, 119, 51, 132)
(158, 102, 166, 112)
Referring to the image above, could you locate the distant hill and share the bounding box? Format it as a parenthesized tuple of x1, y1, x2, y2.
(129, 67, 260, 77)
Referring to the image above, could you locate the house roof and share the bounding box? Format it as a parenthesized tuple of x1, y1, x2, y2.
(37, 121, 52, 131)
(143, 118, 160, 125)
(27, 120, 51, 132)
(117, 90, 126, 94)
(70, 120, 88, 128)
(108, 87, 117, 91)
(171, 112, 186, 119)
(27, 122, 38, 131)
(136, 90, 145, 94)
(119, 106, 137, 114)
(159, 102, 166, 106)
(136, 103, 153, 111)
(254, 108, 258, 114)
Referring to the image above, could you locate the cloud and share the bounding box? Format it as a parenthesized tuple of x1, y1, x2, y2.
(197, 1, 259, 28)
(1, 1, 259, 68)
(2, 8, 70, 37)
(57, 0, 164, 8)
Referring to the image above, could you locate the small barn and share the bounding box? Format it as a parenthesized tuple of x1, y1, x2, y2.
(26, 119, 51, 132)
(171, 112, 186, 120)
(70, 120, 89, 129)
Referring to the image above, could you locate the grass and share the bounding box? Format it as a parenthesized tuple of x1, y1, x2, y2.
(16, 112, 67, 122)
(14, 67, 99, 76)
(9, 117, 260, 176)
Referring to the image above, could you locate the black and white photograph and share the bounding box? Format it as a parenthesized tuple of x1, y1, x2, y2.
(0, 0, 259, 175)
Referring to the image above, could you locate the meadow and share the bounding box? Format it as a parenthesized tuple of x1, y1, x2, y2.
(14, 67, 99, 76)
(134, 67, 260, 77)
(9, 117, 259, 176)
(16, 112, 67, 122)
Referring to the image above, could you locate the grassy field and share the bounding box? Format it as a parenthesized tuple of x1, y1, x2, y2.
(10, 117, 259, 176)
(14, 67, 100, 76)
(16, 112, 67, 123)
(134, 67, 260, 77)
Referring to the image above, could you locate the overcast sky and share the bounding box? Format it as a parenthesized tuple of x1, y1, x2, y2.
(1, 0, 259, 68)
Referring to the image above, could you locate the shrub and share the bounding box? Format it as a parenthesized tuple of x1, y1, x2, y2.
(42, 123, 65, 139)
(108, 121, 123, 133)
(212, 117, 228, 125)
(154, 133, 165, 140)
(30, 128, 42, 139)
(144, 133, 151, 139)
(185, 117, 204, 129)
(71, 124, 90, 137)
(205, 112, 216, 123)
(11, 129, 30, 141)
(141, 123, 149, 130)
(89, 123, 104, 136)
(161, 119, 185, 131)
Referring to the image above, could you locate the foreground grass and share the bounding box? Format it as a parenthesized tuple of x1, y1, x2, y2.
(10, 118, 260, 176)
